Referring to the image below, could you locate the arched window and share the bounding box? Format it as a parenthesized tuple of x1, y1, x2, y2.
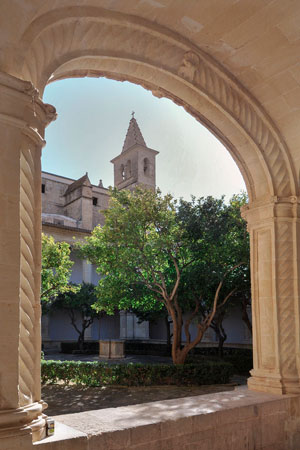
(143, 157, 150, 176)
(120, 164, 125, 180)
(125, 160, 131, 178)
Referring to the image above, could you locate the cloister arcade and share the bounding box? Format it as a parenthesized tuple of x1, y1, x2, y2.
(1, 1, 300, 448)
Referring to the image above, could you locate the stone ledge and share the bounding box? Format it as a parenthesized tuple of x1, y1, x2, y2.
(33, 387, 299, 449)
(34, 422, 88, 449)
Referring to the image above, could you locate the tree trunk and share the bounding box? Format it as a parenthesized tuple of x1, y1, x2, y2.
(169, 309, 183, 364)
(172, 349, 188, 365)
(78, 330, 85, 351)
(215, 327, 226, 358)
(210, 310, 227, 358)
(165, 316, 171, 347)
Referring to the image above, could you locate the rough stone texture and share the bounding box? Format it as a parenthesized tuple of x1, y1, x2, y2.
(99, 340, 125, 359)
(41, 172, 109, 231)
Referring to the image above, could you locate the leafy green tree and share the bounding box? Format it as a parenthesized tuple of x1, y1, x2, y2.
(176, 193, 250, 357)
(79, 188, 248, 364)
(41, 233, 76, 304)
(52, 282, 99, 350)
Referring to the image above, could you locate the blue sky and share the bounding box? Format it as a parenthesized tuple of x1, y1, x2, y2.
(42, 77, 245, 201)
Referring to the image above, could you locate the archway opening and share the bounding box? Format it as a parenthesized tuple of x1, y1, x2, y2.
(41, 76, 252, 415)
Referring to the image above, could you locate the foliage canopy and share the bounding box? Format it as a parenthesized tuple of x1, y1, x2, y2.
(41, 233, 76, 304)
(79, 188, 250, 364)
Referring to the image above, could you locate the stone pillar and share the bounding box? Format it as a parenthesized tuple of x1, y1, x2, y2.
(119, 311, 127, 339)
(133, 316, 150, 339)
(119, 312, 149, 340)
(126, 313, 135, 339)
(242, 198, 300, 394)
(0, 71, 56, 446)
(82, 259, 92, 283)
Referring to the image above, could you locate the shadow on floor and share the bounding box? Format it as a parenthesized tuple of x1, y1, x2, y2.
(42, 384, 236, 416)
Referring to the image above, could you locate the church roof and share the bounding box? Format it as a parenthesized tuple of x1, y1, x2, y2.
(122, 114, 147, 153)
(64, 173, 91, 196)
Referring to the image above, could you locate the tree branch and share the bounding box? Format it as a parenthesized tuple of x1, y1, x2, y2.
(184, 298, 200, 344)
(170, 255, 180, 301)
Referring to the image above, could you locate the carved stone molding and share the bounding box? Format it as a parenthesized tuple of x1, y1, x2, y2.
(0, 72, 57, 131)
(16, 7, 296, 200)
(275, 221, 298, 380)
(244, 196, 300, 394)
(178, 51, 295, 199)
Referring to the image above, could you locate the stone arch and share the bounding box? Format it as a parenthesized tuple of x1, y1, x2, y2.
(2, 10, 300, 445)
(11, 5, 296, 204)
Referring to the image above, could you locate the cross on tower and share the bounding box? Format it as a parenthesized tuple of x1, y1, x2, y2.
(131, 111, 135, 119)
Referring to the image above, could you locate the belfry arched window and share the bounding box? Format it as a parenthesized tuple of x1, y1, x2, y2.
(143, 157, 150, 176)
(125, 160, 131, 178)
(120, 164, 125, 180)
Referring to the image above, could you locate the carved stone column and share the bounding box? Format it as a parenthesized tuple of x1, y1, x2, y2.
(242, 198, 300, 394)
(0, 72, 56, 446)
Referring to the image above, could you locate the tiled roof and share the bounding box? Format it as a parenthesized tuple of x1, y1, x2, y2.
(64, 173, 91, 196)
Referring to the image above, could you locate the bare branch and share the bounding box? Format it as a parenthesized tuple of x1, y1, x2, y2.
(68, 309, 82, 336)
(137, 270, 165, 298)
(217, 288, 237, 309)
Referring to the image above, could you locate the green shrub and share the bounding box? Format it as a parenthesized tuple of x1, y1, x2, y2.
(41, 360, 234, 387)
(187, 348, 253, 376)
(225, 354, 252, 375)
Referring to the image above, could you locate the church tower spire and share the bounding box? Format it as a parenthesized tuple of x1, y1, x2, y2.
(111, 114, 159, 191)
(122, 112, 146, 152)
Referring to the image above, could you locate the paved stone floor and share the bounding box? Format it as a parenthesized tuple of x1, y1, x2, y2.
(44, 353, 173, 364)
(43, 353, 247, 416)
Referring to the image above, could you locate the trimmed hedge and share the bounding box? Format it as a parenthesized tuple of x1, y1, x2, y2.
(187, 349, 253, 376)
(224, 354, 253, 375)
(41, 360, 234, 387)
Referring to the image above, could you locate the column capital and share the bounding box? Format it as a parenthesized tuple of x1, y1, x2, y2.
(0, 71, 56, 145)
(241, 196, 300, 226)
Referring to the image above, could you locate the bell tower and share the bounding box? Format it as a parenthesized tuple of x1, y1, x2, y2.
(111, 113, 159, 191)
